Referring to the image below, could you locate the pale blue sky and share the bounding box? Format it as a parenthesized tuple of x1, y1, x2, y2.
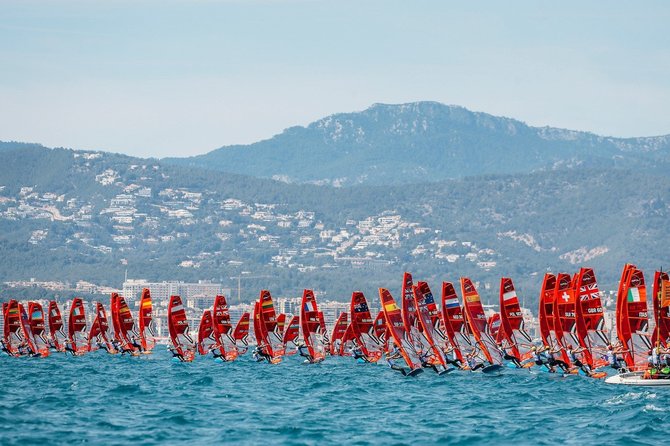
(1, 0, 669, 157)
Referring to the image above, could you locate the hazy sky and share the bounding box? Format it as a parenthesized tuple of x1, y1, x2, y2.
(1, 1, 669, 158)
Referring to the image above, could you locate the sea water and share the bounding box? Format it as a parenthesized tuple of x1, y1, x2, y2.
(1, 350, 668, 445)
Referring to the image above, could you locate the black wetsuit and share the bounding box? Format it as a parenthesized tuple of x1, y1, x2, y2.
(298, 345, 313, 363)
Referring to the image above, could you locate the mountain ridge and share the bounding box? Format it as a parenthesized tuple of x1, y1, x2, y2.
(164, 101, 670, 186)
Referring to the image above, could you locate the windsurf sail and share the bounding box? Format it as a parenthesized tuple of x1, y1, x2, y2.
(339, 323, 355, 356)
(460, 277, 503, 365)
(276, 313, 287, 338)
(350, 291, 383, 362)
(379, 288, 423, 373)
(197, 310, 218, 355)
(4, 300, 24, 355)
(652, 271, 670, 346)
(440, 281, 472, 363)
(88, 302, 113, 353)
(373, 310, 391, 354)
(168, 295, 195, 361)
(27, 302, 50, 357)
(47, 301, 67, 351)
(413, 281, 449, 368)
(299, 289, 326, 363)
(552, 273, 579, 365)
(401, 272, 432, 357)
(116, 295, 139, 352)
(329, 312, 349, 356)
(487, 313, 502, 342)
(616, 264, 650, 369)
(19, 303, 37, 355)
(499, 277, 533, 361)
(282, 315, 300, 354)
(257, 290, 285, 361)
(538, 273, 559, 348)
(233, 311, 250, 353)
(68, 298, 88, 355)
(574, 268, 609, 368)
(110, 293, 122, 343)
(138, 288, 156, 352)
(212, 295, 238, 361)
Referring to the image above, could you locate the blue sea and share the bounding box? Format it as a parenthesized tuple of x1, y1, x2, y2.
(1, 349, 668, 445)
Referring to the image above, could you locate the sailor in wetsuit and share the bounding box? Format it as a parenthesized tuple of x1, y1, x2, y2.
(209, 344, 225, 361)
(130, 335, 143, 353)
(386, 343, 408, 376)
(466, 347, 485, 371)
(501, 344, 522, 368)
(167, 344, 185, 361)
(64, 340, 77, 356)
(605, 343, 628, 372)
(567, 345, 593, 376)
(544, 345, 570, 372)
(252, 343, 273, 362)
(297, 342, 314, 363)
(443, 345, 464, 369)
(349, 345, 367, 362)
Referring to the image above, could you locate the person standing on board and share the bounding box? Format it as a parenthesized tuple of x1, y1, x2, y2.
(604, 343, 627, 372)
(385, 342, 408, 376)
(544, 344, 569, 372)
(443, 344, 464, 369)
(567, 345, 593, 376)
(296, 341, 314, 363)
(465, 346, 485, 371)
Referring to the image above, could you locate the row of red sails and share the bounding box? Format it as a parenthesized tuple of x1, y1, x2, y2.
(2, 290, 157, 357)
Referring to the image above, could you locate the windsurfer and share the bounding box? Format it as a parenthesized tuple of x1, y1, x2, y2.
(567, 345, 592, 376)
(443, 345, 463, 368)
(604, 343, 627, 371)
(64, 340, 76, 356)
(466, 347, 485, 371)
(349, 345, 368, 362)
(297, 342, 314, 363)
(386, 343, 408, 376)
(544, 345, 569, 372)
(167, 344, 185, 361)
(130, 334, 143, 352)
(501, 344, 522, 368)
(253, 344, 272, 362)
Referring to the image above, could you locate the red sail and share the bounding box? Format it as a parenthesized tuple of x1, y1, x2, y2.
(400, 272, 431, 356)
(338, 323, 355, 356)
(197, 310, 217, 355)
(440, 281, 472, 363)
(27, 302, 50, 357)
(652, 271, 670, 346)
(413, 281, 448, 368)
(68, 298, 88, 355)
(616, 264, 650, 369)
(300, 289, 326, 362)
(168, 295, 195, 361)
(212, 295, 238, 361)
(552, 273, 579, 365)
(538, 273, 558, 348)
(277, 314, 287, 338)
(88, 302, 113, 353)
(138, 289, 156, 352)
(487, 313, 501, 342)
(47, 301, 67, 352)
(4, 300, 23, 355)
(574, 268, 609, 368)
(258, 290, 285, 361)
(329, 312, 349, 355)
(110, 293, 122, 343)
(373, 310, 391, 353)
(253, 301, 264, 348)
(499, 277, 533, 361)
(233, 312, 250, 353)
(350, 291, 383, 362)
(379, 288, 423, 372)
(282, 315, 300, 354)
(460, 277, 503, 365)
(19, 303, 37, 355)
(116, 296, 139, 352)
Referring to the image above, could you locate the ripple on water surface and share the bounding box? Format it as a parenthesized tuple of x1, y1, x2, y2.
(1, 351, 669, 445)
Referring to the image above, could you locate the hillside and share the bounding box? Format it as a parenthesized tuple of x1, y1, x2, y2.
(165, 102, 670, 186)
(0, 144, 668, 305)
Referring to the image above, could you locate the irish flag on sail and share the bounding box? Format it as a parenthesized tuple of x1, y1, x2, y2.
(627, 288, 642, 303)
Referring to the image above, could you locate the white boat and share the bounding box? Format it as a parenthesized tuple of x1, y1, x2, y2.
(605, 371, 670, 386)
